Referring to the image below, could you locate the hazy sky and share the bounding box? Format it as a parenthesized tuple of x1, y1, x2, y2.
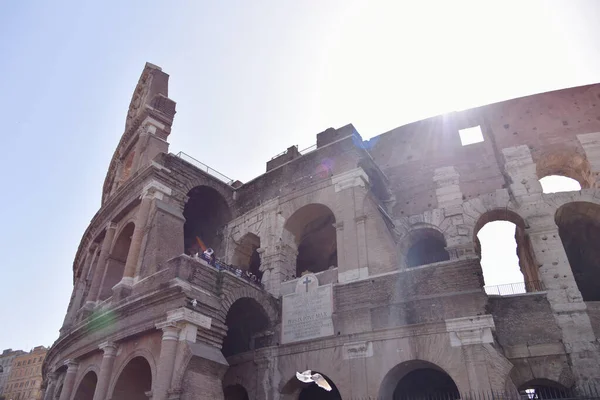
(1, 0, 599, 351)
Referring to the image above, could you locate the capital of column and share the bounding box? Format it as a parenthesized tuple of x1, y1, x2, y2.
(334, 221, 344, 231)
(355, 215, 368, 224)
(141, 180, 173, 200)
(156, 322, 181, 341)
(64, 359, 79, 373)
(99, 341, 118, 357)
(106, 222, 118, 231)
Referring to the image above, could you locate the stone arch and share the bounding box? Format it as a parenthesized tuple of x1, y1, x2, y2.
(284, 203, 338, 276)
(51, 366, 67, 400)
(221, 297, 273, 357)
(220, 285, 279, 325)
(108, 350, 157, 400)
(281, 371, 343, 400)
(109, 355, 153, 400)
(72, 368, 98, 400)
(399, 225, 450, 268)
(536, 149, 593, 189)
(555, 201, 600, 301)
(183, 185, 233, 258)
(181, 177, 235, 211)
(224, 384, 250, 400)
(378, 360, 460, 400)
(473, 208, 540, 290)
(230, 232, 262, 280)
(99, 221, 135, 300)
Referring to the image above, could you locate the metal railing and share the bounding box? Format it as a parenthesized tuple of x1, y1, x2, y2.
(192, 253, 264, 289)
(175, 151, 234, 185)
(484, 280, 545, 296)
(346, 383, 600, 400)
(299, 143, 317, 154)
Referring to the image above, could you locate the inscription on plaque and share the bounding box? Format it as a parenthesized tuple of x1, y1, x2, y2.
(282, 279, 334, 344)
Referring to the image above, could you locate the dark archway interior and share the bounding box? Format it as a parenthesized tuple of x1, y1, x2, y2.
(100, 222, 134, 300)
(224, 384, 250, 400)
(184, 186, 232, 258)
(393, 369, 459, 400)
(73, 371, 97, 400)
(518, 379, 572, 399)
(406, 232, 450, 268)
(298, 373, 342, 400)
(222, 298, 270, 357)
(112, 356, 152, 400)
(231, 233, 262, 279)
(285, 204, 337, 276)
(556, 202, 600, 301)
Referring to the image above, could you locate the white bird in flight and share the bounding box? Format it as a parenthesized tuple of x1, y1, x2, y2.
(296, 370, 332, 391)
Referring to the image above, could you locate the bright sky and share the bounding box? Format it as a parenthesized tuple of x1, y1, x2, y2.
(1, 0, 599, 351)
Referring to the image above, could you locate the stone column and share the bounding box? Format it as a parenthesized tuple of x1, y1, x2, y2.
(86, 223, 117, 306)
(113, 189, 154, 296)
(153, 323, 181, 400)
(58, 360, 79, 400)
(131, 130, 149, 173)
(259, 242, 297, 296)
(93, 342, 118, 400)
(43, 372, 57, 400)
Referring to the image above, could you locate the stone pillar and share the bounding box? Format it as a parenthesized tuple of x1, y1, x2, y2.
(433, 166, 464, 210)
(154, 323, 181, 400)
(58, 360, 79, 400)
(528, 224, 600, 386)
(445, 315, 512, 393)
(86, 223, 117, 306)
(93, 342, 118, 400)
(43, 372, 57, 400)
(577, 132, 600, 187)
(502, 145, 543, 201)
(332, 168, 370, 283)
(259, 242, 297, 296)
(63, 244, 98, 327)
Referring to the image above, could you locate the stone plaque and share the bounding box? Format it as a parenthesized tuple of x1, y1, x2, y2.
(282, 277, 334, 344)
(343, 341, 373, 360)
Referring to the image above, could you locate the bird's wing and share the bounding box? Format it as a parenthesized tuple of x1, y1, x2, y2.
(296, 371, 313, 383)
(312, 374, 332, 391)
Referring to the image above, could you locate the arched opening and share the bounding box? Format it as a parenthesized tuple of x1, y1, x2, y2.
(222, 298, 270, 357)
(183, 186, 232, 258)
(284, 204, 337, 276)
(224, 384, 250, 400)
(379, 360, 459, 400)
(404, 228, 450, 268)
(99, 222, 134, 300)
(474, 210, 540, 295)
(536, 150, 592, 190)
(518, 379, 572, 399)
(72, 371, 97, 400)
(111, 356, 152, 400)
(231, 233, 262, 280)
(539, 175, 581, 194)
(555, 202, 600, 301)
(298, 372, 342, 400)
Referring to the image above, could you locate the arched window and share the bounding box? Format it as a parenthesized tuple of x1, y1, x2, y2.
(183, 186, 231, 258)
(99, 222, 135, 300)
(284, 204, 337, 276)
(555, 202, 600, 301)
(474, 210, 540, 295)
(111, 357, 152, 400)
(539, 175, 581, 194)
(222, 298, 270, 357)
(536, 150, 592, 191)
(404, 228, 450, 268)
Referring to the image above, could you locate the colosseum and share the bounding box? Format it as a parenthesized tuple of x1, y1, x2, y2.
(42, 63, 600, 400)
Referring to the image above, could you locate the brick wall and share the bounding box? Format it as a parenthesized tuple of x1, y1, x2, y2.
(488, 294, 563, 347)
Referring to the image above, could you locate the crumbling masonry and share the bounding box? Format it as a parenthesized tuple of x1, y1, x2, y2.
(42, 63, 600, 400)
